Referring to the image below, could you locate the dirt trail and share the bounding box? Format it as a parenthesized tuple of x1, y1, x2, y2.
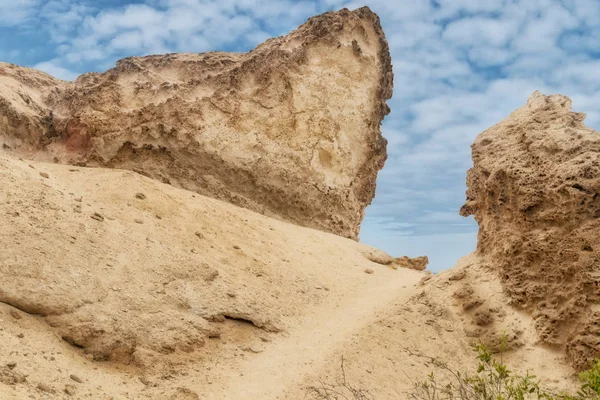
(205, 269, 424, 399)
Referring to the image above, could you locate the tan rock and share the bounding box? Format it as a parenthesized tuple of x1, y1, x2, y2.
(461, 91, 600, 370)
(0, 6, 393, 239)
(392, 255, 429, 271)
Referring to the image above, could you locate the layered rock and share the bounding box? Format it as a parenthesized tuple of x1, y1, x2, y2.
(0, 6, 393, 239)
(461, 91, 600, 370)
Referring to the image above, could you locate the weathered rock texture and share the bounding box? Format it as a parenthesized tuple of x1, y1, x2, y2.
(461, 91, 600, 370)
(0, 7, 392, 239)
(392, 255, 429, 271)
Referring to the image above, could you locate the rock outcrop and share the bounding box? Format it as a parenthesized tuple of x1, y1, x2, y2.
(0, 6, 393, 239)
(461, 91, 600, 370)
(392, 255, 429, 271)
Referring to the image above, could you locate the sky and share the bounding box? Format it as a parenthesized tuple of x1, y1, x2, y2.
(1, 0, 599, 272)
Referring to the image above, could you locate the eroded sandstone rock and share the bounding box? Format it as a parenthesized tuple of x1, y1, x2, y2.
(461, 91, 600, 370)
(392, 255, 429, 271)
(0, 6, 393, 239)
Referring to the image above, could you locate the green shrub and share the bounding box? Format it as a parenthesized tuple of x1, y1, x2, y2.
(305, 346, 600, 400)
(410, 343, 600, 400)
(578, 359, 600, 397)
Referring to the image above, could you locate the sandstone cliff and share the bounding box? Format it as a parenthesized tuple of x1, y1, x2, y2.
(461, 91, 600, 370)
(0, 7, 392, 239)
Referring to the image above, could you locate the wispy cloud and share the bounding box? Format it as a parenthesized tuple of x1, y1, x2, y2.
(33, 59, 80, 81)
(0, 0, 42, 27)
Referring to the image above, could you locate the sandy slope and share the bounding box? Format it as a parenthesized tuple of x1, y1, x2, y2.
(0, 152, 424, 399)
(207, 268, 423, 399)
(0, 152, 578, 399)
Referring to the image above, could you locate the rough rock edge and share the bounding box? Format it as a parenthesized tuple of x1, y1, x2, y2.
(0, 6, 393, 240)
(461, 91, 600, 370)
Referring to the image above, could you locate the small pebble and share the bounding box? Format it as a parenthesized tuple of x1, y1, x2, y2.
(13, 372, 26, 383)
(64, 384, 76, 396)
(135, 193, 146, 200)
(39, 172, 49, 179)
(364, 268, 374, 274)
(37, 383, 53, 393)
(90, 213, 104, 222)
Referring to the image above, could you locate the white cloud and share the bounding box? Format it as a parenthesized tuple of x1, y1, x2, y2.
(33, 60, 80, 81)
(513, 4, 578, 53)
(0, 0, 41, 27)
(443, 17, 518, 47)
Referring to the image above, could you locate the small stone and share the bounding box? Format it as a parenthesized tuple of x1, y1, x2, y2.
(364, 268, 374, 274)
(17, 333, 24, 338)
(242, 346, 264, 354)
(74, 197, 82, 203)
(90, 213, 104, 222)
(204, 269, 219, 282)
(69, 374, 83, 383)
(64, 384, 76, 396)
(195, 232, 204, 239)
(134, 219, 144, 224)
(12, 372, 26, 384)
(209, 315, 226, 323)
(155, 214, 162, 219)
(135, 193, 146, 200)
(37, 383, 54, 393)
(233, 245, 240, 250)
(39, 172, 49, 179)
(6, 362, 16, 369)
(227, 292, 236, 298)
(138, 377, 151, 386)
(9, 310, 21, 320)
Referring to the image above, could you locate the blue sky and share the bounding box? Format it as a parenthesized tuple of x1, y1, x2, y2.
(2, 0, 600, 271)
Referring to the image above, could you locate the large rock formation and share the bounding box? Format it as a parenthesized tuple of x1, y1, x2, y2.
(461, 91, 600, 370)
(0, 7, 392, 239)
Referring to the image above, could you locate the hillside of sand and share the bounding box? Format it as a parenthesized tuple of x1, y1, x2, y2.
(0, 152, 578, 400)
